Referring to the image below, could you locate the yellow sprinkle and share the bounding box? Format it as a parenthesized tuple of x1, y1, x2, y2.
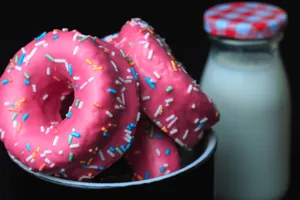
(31, 152, 36, 158)
(104, 49, 109, 53)
(87, 158, 93, 165)
(147, 28, 154, 34)
(19, 97, 26, 103)
(80, 161, 86, 164)
(17, 123, 22, 132)
(93, 66, 103, 71)
(8, 108, 21, 112)
(137, 175, 143, 180)
(129, 62, 135, 66)
(85, 59, 93, 65)
(101, 127, 108, 132)
(159, 109, 163, 115)
(14, 101, 21, 107)
(36, 146, 40, 152)
(54, 129, 59, 134)
(88, 173, 92, 177)
(39, 163, 46, 171)
(93, 102, 101, 108)
(53, 76, 60, 82)
(171, 60, 177, 71)
(161, 126, 168, 133)
(8, 76, 13, 82)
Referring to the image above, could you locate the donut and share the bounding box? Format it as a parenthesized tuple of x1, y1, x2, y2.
(54, 37, 140, 181)
(126, 115, 180, 181)
(105, 18, 220, 149)
(0, 29, 140, 174)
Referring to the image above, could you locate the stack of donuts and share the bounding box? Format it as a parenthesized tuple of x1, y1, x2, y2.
(0, 18, 220, 182)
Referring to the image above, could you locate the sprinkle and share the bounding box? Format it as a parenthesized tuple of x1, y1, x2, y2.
(161, 126, 168, 132)
(68, 64, 73, 76)
(23, 72, 30, 79)
(183, 129, 189, 140)
(142, 96, 150, 101)
(44, 158, 50, 164)
(18, 54, 25, 66)
(165, 98, 174, 104)
(70, 144, 80, 148)
(171, 60, 177, 71)
(73, 46, 79, 55)
(116, 147, 123, 155)
(78, 101, 84, 109)
(170, 129, 178, 135)
(68, 135, 73, 144)
(66, 111, 72, 118)
(1, 79, 9, 84)
(191, 104, 196, 109)
(111, 61, 118, 72)
(88, 76, 94, 82)
(155, 134, 163, 139)
(46, 67, 51, 75)
(166, 114, 175, 122)
(42, 94, 48, 100)
(58, 150, 63, 155)
(160, 167, 165, 172)
(145, 77, 155, 89)
(78, 35, 89, 42)
(105, 111, 113, 118)
(175, 138, 184, 146)
(11, 113, 17, 120)
(166, 86, 173, 92)
(93, 66, 103, 71)
(39, 163, 46, 171)
(156, 148, 161, 156)
(144, 42, 150, 48)
(99, 150, 105, 161)
(35, 32, 46, 41)
(50, 164, 55, 168)
(71, 132, 81, 138)
(0, 130, 4, 140)
(40, 126, 45, 132)
(45, 54, 54, 62)
(25, 143, 31, 151)
(85, 59, 93, 65)
(144, 171, 150, 179)
(167, 117, 178, 128)
(52, 136, 59, 146)
(154, 105, 163, 118)
(187, 84, 193, 93)
(107, 149, 115, 157)
(147, 50, 154, 59)
(24, 80, 30, 85)
(22, 113, 29, 121)
(68, 153, 74, 161)
(53, 35, 58, 40)
(165, 148, 171, 155)
(108, 88, 117, 94)
(130, 67, 138, 80)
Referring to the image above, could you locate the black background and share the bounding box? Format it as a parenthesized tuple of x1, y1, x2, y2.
(0, 1, 298, 199)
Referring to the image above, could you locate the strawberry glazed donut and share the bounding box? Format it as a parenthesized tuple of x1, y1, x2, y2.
(58, 37, 141, 181)
(0, 29, 140, 174)
(126, 115, 180, 181)
(107, 18, 220, 150)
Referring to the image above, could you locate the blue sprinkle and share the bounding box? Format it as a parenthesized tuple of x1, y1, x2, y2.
(103, 132, 110, 137)
(120, 145, 126, 152)
(92, 37, 96, 42)
(68, 64, 73, 76)
(60, 169, 65, 174)
(24, 80, 30, 85)
(145, 77, 155, 89)
(109, 146, 115, 152)
(144, 171, 150, 179)
(155, 134, 163, 139)
(198, 123, 205, 128)
(71, 132, 81, 138)
(75, 84, 78, 89)
(165, 148, 171, 155)
(126, 143, 131, 150)
(11, 104, 15, 107)
(22, 113, 29, 121)
(160, 167, 165, 172)
(25, 143, 31, 151)
(18, 53, 25, 66)
(35, 32, 47, 41)
(126, 125, 132, 131)
(1, 79, 9, 84)
(66, 111, 72, 118)
(83, 164, 88, 168)
(130, 67, 138, 80)
(98, 165, 104, 170)
(52, 35, 59, 40)
(108, 88, 117, 94)
(130, 123, 136, 128)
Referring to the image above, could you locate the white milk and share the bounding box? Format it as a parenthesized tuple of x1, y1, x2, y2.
(200, 49, 291, 200)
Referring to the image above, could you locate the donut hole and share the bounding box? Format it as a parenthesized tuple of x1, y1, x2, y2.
(60, 92, 74, 119)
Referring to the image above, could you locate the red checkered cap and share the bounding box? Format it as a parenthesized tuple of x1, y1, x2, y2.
(203, 2, 287, 40)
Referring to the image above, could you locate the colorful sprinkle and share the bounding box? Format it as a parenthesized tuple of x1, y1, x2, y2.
(35, 32, 46, 41)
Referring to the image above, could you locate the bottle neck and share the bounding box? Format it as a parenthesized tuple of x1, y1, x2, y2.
(207, 35, 283, 69)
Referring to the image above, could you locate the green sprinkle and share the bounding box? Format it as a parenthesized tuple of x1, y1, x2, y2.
(45, 54, 54, 62)
(12, 113, 18, 120)
(14, 55, 18, 64)
(128, 42, 132, 46)
(68, 135, 73, 144)
(24, 73, 30, 79)
(78, 36, 89, 42)
(68, 153, 74, 161)
(75, 99, 80, 107)
(116, 147, 123, 155)
(166, 86, 173, 92)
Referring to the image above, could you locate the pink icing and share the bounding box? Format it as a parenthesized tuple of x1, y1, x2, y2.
(0, 29, 139, 174)
(126, 115, 180, 181)
(107, 18, 220, 149)
(61, 38, 140, 181)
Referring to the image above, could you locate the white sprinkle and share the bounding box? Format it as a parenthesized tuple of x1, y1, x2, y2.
(111, 61, 118, 72)
(175, 138, 184, 146)
(121, 87, 126, 93)
(99, 150, 105, 161)
(88, 76, 94, 82)
(50, 163, 55, 168)
(50, 121, 59, 125)
(62, 28, 68, 32)
(167, 117, 178, 129)
(126, 76, 133, 79)
(198, 131, 204, 139)
(200, 117, 208, 124)
(156, 38, 163, 46)
(136, 112, 141, 122)
(40, 126, 45, 132)
(45, 158, 51, 164)
(54, 59, 66, 64)
(60, 96, 65, 101)
(165, 170, 171, 174)
(120, 49, 126, 57)
(70, 143, 80, 148)
(32, 84, 37, 93)
(144, 32, 150, 39)
(21, 47, 26, 54)
(187, 84, 193, 93)
(166, 114, 175, 122)
(79, 82, 88, 90)
(193, 87, 200, 92)
(15, 66, 22, 71)
(183, 129, 189, 140)
(156, 148, 161, 156)
(42, 94, 48, 100)
(153, 71, 160, 79)
(73, 46, 79, 55)
(148, 50, 154, 59)
(105, 111, 113, 118)
(44, 150, 52, 154)
(144, 42, 150, 49)
(43, 43, 48, 48)
(142, 96, 151, 101)
(40, 153, 46, 158)
(78, 101, 84, 109)
(116, 97, 123, 104)
(194, 126, 201, 132)
(30, 159, 35, 163)
(73, 76, 80, 80)
(4, 102, 10, 106)
(45, 128, 50, 134)
(13, 120, 17, 127)
(0, 130, 4, 140)
(154, 105, 163, 117)
(191, 104, 196, 109)
(127, 68, 131, 73)
(124, 129, 132, 135)
(121, 93, 125, 105)
(46, 67, 51, 75)
(52, 136, 59, 146)
(115, 80, 122, 85)
(87, 165, 98, 169)
(124, 136, 131, 143)
(156, 121, 163, 128)
(170, 129, 178, 135)
(165, 98, 174, 104)
(26, 155, 33, 162)
(26, 47, 37, 62)
(14, 142, 18, 147)
(111, 51, 115, 56)
(124, 79, 132, 83)
(58, 150, 63, 155)
(35, 40, 46, 47)
(164, 163, 169, 167)
(107, 149, 115, 157)
(194, 118, 200, 124)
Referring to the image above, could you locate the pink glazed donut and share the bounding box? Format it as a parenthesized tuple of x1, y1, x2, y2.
(0, 29, 140, 175)
(56, 37, 141, 181)
(106, 18, 220, 149)
(126, 115, 180, 181)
